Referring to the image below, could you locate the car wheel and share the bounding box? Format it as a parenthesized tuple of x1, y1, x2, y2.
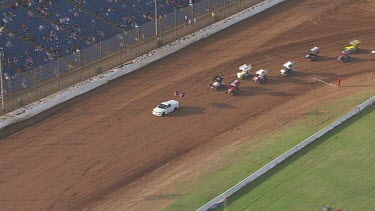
(162, 112, 165, 116)
(174, 107, 178, 111)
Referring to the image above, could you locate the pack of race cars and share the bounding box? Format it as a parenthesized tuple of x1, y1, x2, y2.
(154, 39, 365, 116)
(208, 57, 294, 97)
(208, 39, 363, 96)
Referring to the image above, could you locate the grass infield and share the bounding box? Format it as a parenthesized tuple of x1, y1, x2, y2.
(226, 104, 375, 210)
(165, 91, 374, 211)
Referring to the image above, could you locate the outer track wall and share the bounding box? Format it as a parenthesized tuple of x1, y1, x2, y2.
(0, 0, 285, 130)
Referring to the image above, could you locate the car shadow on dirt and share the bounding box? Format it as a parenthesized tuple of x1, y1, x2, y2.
(240, 86, 295, 97)
(307, 55, 337, 62)
(355, 48, 373, 55)
(293, 71, 338, 81)
(237, 86, 259, 96)
(351, 57, 375, 63)
(169, 106, 205, 117)
(263, 75, 309, 86)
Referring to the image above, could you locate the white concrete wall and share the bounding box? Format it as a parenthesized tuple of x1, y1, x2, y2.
(0, 0, 286, 130)
(196, 96, 375, 211)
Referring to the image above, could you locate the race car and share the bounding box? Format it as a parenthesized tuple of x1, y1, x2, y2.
(226, 79, 240, 96)
(236, 64, 251, 79)
(338, 50, 352, 63)
(152, 100, 179, 116)
(280, 61, 295, 76)
(210, 75, 225, 90)
(305, 47, 320, 62)
(344, 39, 360, 53)
(252, 69, 268, 83)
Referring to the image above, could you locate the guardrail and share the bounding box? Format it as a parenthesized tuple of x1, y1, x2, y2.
(197, 96, 375, 211)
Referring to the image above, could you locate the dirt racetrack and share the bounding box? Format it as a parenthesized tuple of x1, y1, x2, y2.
(1, 0, 375, 210)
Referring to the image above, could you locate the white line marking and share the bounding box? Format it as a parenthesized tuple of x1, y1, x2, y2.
(312, 78, 337, 87)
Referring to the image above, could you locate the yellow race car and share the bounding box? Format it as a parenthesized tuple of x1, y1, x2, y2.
(344, 39, 361, 53)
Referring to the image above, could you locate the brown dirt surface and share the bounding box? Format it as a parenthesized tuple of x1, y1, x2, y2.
(1, 0, 375, 210)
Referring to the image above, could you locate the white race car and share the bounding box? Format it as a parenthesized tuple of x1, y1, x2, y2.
(252, 69, 268, 83)
(280, 61, 295, 76)
(237, 64, 251, 79)
(152, 100, 179, 116)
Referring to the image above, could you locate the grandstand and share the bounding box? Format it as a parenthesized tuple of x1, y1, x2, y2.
(1, 1, 374, 210)
(0, 0, 196, 95)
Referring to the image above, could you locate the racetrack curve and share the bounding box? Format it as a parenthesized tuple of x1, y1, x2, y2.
(1, 0, 375, 210)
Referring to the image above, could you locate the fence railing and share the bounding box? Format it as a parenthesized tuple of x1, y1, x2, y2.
(196, 96, 375, 211)
(0, 0, 264, 115)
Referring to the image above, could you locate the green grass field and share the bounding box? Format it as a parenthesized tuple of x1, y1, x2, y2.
(164, 91, 374, 211)
(225, 106, 375, 211)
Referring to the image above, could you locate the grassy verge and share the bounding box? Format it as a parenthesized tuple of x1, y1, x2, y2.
(165, 91, 374, 210)
(226, 106, 375, 210)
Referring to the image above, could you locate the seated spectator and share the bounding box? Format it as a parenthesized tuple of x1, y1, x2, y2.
(11, 2, 19, 9)
(27, 11, 33, 19)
